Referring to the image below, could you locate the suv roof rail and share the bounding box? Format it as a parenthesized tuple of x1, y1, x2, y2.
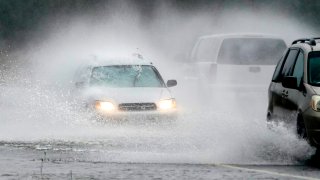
(292, 37, 320, 46)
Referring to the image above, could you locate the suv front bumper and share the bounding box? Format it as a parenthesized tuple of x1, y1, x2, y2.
(94, 109, 178, 121)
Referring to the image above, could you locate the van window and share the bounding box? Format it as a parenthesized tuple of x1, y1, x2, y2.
(217, 38, 287, 65)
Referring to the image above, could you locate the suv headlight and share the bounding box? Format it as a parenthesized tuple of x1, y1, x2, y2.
(158, 99, 176, 110)
(311, 95, 320, 111)
(95, 101, 116, 112)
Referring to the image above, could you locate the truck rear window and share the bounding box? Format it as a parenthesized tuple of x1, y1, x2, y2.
(217, 38, 287, 65)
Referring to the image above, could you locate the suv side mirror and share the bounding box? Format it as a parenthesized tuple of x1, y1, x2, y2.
(167, 80, 177, 87)
(282, 76, 297, 89)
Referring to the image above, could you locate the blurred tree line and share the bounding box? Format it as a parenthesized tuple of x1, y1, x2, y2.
(0, 0, 320, 50)
(0, 0, 106, 49)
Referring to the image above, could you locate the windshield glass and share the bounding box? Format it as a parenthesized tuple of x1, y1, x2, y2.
(308, 52, 320, 86)
(217, 38, 287, 65)
(90, 65, 164, 87)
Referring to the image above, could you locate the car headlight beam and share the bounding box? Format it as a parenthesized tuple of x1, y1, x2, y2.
(158, 99, 176, 110)
(95, 101, 116, 112)
(311, 95, 320, 111)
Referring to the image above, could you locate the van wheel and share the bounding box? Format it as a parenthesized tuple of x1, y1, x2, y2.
(297, 114, 307, 139)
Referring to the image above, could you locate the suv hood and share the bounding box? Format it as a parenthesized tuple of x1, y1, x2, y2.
(82, 87, 172, 104)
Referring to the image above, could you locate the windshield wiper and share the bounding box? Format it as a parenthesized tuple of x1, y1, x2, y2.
(133, 72, 141, 87)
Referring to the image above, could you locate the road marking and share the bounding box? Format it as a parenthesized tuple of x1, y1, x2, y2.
(219, 164, 320, 180)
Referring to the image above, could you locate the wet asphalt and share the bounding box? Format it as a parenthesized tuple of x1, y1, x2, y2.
(1, 144, 320, 180)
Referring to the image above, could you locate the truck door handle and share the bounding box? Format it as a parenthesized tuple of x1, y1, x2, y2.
(282, 90, 288, 98)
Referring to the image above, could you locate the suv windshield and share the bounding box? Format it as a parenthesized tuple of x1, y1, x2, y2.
(217, 38, 287, 65)
(308, 52, 320, 86)
(90, 65, 164, 87)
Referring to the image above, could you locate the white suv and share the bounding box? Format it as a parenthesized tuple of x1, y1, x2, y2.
(74, 55, 178, 120)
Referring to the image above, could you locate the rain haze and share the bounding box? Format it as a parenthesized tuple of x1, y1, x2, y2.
(1, 0, 320, 179)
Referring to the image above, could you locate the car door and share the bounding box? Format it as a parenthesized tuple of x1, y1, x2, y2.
(285, 50, 304, 114)
(270, 48, 299, 120)
(278, 48, 301, 121)
(268, 49, 288, 119)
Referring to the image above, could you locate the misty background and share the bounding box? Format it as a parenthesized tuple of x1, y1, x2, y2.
(1, 0, 320, 52)
(0, 0, 318, 86)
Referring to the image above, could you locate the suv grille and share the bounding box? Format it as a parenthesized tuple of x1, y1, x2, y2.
(118, 103, 157, 111)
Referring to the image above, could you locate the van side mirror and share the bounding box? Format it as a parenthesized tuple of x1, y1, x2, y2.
(167, 80, 177, 87)
(282, 76, 297, 89)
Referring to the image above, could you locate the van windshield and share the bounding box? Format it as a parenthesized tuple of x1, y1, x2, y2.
(217, 38, 287, 65)
(90, 65, 164, 87)
(308, 52, 320, 86)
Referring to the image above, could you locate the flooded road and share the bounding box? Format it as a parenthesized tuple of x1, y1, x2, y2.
(0, 82, 319, 179)
(1, 143, 320, 179)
